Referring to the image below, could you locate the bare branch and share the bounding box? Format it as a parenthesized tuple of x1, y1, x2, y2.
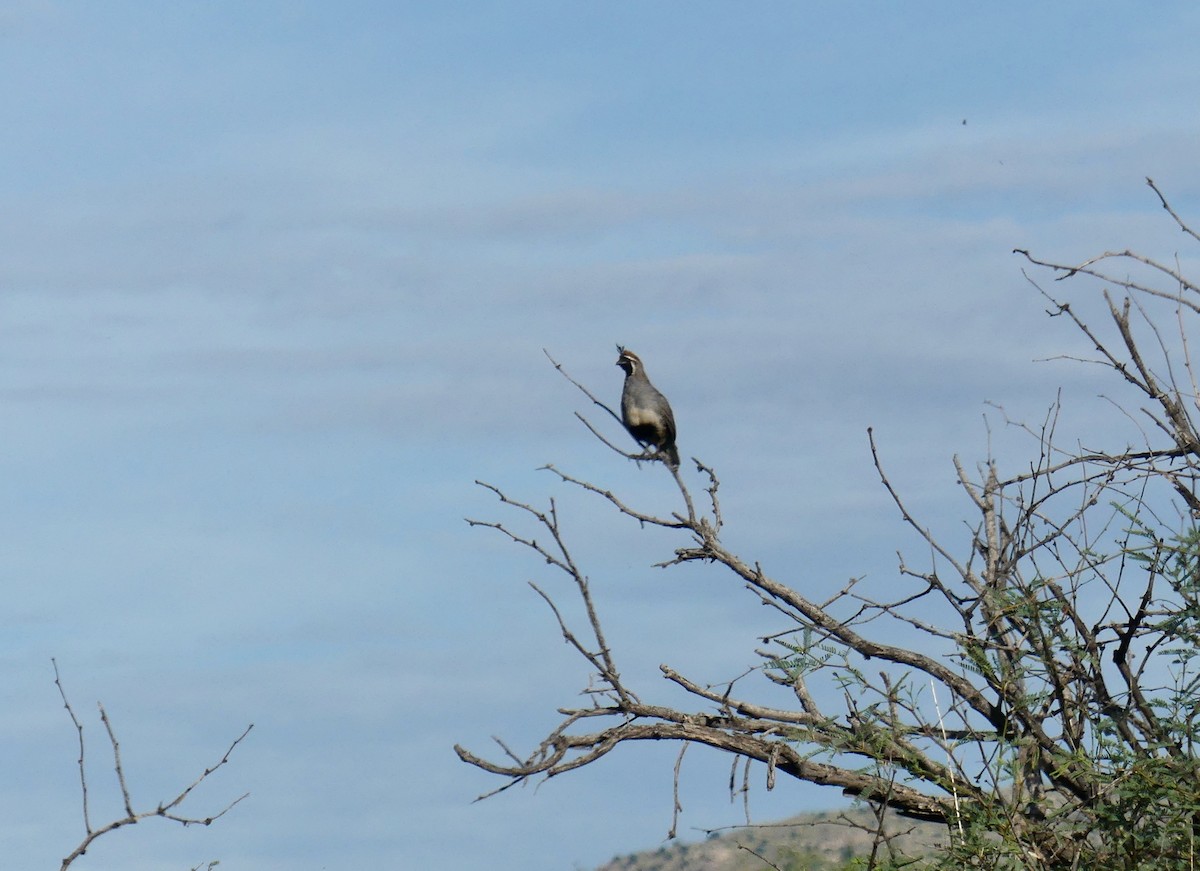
(52, 659, 90, 835)
(54, 664, 251, 870)
(1147, 176, 1200, 245)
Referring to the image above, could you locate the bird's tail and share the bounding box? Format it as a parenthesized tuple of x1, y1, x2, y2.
(663, 444, 681, 469)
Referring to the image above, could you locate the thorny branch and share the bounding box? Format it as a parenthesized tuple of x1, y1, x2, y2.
(460, 186, 1200, 868)
(53, 661, 251, 870)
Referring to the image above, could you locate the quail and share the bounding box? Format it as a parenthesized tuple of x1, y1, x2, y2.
(616, 346, 680, 469)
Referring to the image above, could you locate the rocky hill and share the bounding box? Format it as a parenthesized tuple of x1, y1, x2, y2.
(591, 806, 947, 871)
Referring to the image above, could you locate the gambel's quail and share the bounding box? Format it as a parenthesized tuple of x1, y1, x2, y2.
(616, 346, 680, 469)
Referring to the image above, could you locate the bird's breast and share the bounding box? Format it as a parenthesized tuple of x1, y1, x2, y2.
(622, 399, 653, 427)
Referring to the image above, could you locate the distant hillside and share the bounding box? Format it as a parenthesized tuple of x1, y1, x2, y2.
(590, 806, 947, 871)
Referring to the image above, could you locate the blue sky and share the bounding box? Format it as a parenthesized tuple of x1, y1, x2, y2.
(3, 2, 1200, 869)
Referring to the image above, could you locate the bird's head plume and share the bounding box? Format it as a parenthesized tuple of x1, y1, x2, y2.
(615, 346, 641, 375)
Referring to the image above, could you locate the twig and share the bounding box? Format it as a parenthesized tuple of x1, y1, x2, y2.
(543, 347, 624, 427)
(669, 743, 688, 839)
(931, 681, 963, 841)
(1147, 176, 1200, 245)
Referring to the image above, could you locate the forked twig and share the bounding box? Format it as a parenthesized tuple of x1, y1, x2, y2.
(53, 662, 252, 870)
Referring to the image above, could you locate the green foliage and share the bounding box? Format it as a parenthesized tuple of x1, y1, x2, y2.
(915, 517, 1200, 870)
